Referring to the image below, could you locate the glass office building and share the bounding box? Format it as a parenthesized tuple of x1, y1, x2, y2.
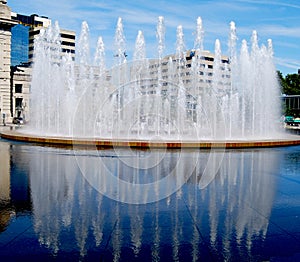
(11, 24, 29, 66)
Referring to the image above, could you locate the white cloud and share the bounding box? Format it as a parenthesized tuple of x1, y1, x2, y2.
(236, 0, 300, 9)
(8, 0, 300, 74)
(275, 57, 300, 71)
(257, 25, 300, 38)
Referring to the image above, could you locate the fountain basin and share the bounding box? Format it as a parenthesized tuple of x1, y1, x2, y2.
(2, 130, 300, 149)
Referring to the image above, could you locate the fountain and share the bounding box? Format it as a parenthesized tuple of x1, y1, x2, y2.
(1, 17, 300, 148)
(2, 16, 300, 261)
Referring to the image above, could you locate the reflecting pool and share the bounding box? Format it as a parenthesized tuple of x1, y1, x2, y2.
(0, 138, 300, 261)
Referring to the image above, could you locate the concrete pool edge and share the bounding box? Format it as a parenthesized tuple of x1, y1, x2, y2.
(1, 130, 300, 149)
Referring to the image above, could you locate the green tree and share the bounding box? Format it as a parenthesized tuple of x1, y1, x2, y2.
(278, 71, 300, 95)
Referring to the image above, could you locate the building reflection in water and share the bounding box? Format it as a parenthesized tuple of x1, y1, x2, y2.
(0, 142, 13, 232)
(7, 145, 280, 260)
(0, 141, 32, 233)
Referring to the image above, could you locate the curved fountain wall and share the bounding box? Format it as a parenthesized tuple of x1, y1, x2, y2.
(26, 17, 281, 140)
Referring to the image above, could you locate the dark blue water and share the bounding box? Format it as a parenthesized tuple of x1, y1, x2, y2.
(0, 138, 300, 261)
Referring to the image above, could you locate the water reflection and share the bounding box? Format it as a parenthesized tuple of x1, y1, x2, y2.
(0, 142, 283, 260)
(200, 150, 277, 259)
(0, 142, 13, 232)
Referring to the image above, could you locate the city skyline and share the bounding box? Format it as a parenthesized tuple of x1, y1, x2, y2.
(8, 0, 300, 76)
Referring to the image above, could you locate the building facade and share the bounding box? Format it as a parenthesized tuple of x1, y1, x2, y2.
(0, 0, 17, 123)
(11, 65, 31, 121)
(143, 50, 230, 121)
(147, 50, 230, 90)
(282, 95, 300, 116)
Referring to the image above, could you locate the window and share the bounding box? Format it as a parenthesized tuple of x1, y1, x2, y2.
(60, 33, 75, 40)
(61, 41, 75, 47)
(221, 59, 229, 64)
(62, 49, 75, 54)
(29, 30, 40, 37)
(15, 98, 23, 108)
(205, 57, 214, 62)
(15, 84, 22, 93)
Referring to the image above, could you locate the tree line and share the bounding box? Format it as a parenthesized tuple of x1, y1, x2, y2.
(278, 71, 300, 95)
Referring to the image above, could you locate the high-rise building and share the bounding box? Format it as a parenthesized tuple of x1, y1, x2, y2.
(7, 10, 76, 121)
(11, 12, 76, 64)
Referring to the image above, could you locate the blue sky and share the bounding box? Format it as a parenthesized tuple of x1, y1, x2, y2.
(8, 0, 300, 75)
